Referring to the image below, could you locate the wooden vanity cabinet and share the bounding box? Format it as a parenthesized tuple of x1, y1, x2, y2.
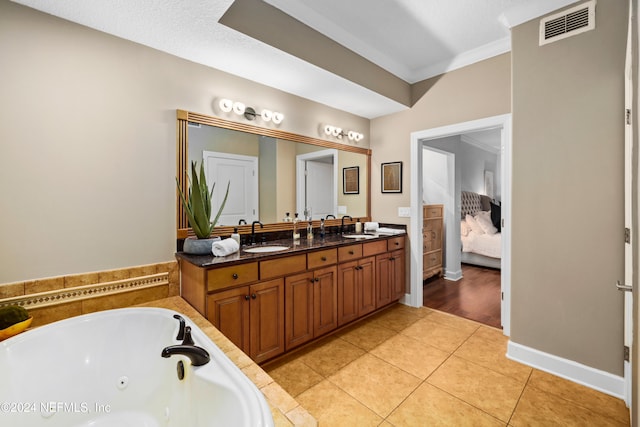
(337, 255, 375, 326)
(206, 277, 285, 364)
(285, 263, 338, 351)
(179, 234, 406, 362)
(376, 236, 406, 308)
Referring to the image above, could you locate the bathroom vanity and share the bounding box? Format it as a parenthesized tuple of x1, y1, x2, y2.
(176, 233, 405, 364)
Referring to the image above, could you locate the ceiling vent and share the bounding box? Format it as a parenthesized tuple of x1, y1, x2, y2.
(539, 0, 595, 46)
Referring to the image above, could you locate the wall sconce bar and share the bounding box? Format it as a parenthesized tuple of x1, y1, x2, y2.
(219, 98, 284, 124)
(323, 124, 364, 142)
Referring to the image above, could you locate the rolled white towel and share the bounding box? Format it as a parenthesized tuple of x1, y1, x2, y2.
(364, 222, 379, 232)
(212, 238, 240, 257)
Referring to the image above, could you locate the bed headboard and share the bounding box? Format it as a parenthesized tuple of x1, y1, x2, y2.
(461, 191, 491, 219)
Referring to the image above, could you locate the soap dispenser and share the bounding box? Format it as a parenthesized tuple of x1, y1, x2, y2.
(307, 221, 314, 240)
(231, 227, 240, 245)
(355, 218, 362, 234)
(292, 213, 300, 240)
(283, 212, 292, 222)
(319, 218, 325, 238)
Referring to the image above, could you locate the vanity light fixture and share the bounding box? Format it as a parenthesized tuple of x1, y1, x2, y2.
(323, 124, 364, 142)
(218, 98, 284, 124)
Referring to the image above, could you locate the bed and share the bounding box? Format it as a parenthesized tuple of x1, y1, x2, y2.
(460, 191, 501, 269)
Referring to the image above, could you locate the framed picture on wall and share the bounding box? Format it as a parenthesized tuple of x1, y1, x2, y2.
(381, 161, 402, 193)
(343, 166, 359, 194)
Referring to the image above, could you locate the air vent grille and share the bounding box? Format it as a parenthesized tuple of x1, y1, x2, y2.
(540, 1, 595, 46)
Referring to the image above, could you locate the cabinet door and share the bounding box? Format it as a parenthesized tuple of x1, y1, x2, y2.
(337, 261, 359, 326)
(313, 265, 338, 337)
(207, 287, 250, 353)
(358, 256, 376, 316)
(375, 254, 393, 308)
(249, 278, 285, 363)
(390, 249, 406, 300)
(285, 271, 314, 350)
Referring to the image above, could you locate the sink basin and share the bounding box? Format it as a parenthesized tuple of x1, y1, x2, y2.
(342, 233, 377, 239)
(243, 245, 290, 253)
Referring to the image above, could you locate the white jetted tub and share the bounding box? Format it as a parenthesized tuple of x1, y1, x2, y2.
(0, 307, 274, 427)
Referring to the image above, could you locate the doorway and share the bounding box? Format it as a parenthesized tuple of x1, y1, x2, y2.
(409, 114, 512, 336)
(296, 149, 338, 219)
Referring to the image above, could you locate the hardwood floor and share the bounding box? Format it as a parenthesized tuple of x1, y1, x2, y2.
(423, 264, 502, 329)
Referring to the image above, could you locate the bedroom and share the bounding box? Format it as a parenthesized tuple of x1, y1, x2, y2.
(422, 128, 503, 328)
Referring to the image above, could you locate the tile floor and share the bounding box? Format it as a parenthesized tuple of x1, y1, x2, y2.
(264, 304, 630, 426)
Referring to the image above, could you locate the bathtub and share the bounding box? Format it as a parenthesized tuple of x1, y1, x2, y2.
(0, 307, 274, 427)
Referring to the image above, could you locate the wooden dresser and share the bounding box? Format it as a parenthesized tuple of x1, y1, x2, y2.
(423, 204, 443, 280)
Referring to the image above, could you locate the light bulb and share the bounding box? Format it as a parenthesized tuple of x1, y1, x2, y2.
(261, 109, 273, 121)
(332, 127, 341, 137)
(324, 125, 333, 135)
(232, 102, 245, 115)
(219, 99, 233, 113)
(272, 112, 284, 124)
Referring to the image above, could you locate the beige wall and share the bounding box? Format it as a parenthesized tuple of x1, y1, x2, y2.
(0, 1, 368, 283)
(370, 54, 511, 225)
(511, 1, 627, 375)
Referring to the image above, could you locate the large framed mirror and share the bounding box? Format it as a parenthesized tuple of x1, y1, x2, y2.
(177, 110, 371, 239)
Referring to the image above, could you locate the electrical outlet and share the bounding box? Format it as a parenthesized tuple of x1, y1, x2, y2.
(338, 206, 347, 214)
(398, 207, 411, 217)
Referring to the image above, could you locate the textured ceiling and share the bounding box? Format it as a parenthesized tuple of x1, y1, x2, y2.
(11, 0, 577, 118)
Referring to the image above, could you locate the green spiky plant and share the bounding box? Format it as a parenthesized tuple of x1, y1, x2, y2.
(176, 161, 230, 239)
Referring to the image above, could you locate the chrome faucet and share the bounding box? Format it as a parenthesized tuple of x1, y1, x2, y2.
(251, 221, 263, 245)
(161, 344, 210, 366)
(341, 215, 353, 235)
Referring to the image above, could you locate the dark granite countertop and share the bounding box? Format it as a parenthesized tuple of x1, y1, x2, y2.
(175, 227, 407, 268)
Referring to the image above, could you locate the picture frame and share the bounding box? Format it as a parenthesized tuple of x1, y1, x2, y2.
(381, 161, 402, 193)
(343, 166, 359, 194)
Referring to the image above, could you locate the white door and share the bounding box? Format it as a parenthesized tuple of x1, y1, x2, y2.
(296, 149, 337, 219)
(203, 151, 259, 226)
(620, 1, 633, 408)
(305, 160, 334, 219)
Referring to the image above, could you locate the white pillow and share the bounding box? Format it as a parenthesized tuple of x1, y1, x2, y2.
(465, 214, 484, 235)
(475, 211, 498, 235)
(460, 219, 471, 237)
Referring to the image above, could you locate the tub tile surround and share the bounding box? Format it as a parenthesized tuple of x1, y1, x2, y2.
(137, 296, 317, 427)
(264, 304, 630, 426)
(0, 261, 179, 328)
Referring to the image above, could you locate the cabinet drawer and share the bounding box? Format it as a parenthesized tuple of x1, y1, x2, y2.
(424, 205, 443, 218)
(387, 236, 405, 251)
(362, 240, 387, 257)
(424, 218, 442, 233)
(423, 251, 442, 269)
(207, 262, 258, 292)
(260, 254, 306, 280)
(308, 248, 337, 269)
(338, 244, 362, 262)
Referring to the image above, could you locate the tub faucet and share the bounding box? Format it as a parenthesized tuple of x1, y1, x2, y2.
(251, 221, 263, 245)
(161, 345, 210, 366)
(340, 215, 353, 235)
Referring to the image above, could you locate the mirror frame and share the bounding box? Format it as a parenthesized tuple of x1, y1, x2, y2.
(177, 109, 371, 239)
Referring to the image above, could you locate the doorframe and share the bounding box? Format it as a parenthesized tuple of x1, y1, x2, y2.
(409, 114, 512, 336)
(295, 149, 338, 219)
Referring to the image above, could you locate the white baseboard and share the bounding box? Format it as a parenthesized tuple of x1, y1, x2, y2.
(507, 341, 625, 399)
(444, 269, 463, 281)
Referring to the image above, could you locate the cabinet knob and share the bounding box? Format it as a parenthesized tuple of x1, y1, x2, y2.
(321, 256, 327, 261)
(310, 279, 315, 284)
(244, 295, 250, 301)
(315, 278, 320, 282)
(349, 250, 354, 255)
(251, 293, 257, 299)
(395, 242, 399, 246)
(389, 257, 395, 261)
(232, 273, 239, 280)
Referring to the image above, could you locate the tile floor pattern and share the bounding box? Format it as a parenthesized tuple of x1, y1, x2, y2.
(264, 304, 630, 426)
